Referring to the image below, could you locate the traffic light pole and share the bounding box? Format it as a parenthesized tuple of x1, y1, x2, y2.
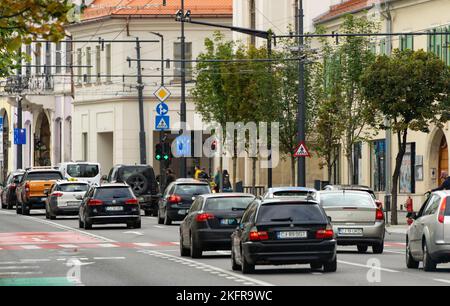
(297, 0, 306, 187)
(180, 0, 187, 178)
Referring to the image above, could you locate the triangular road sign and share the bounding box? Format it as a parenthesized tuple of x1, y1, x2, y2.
(294, 141, 310, 157)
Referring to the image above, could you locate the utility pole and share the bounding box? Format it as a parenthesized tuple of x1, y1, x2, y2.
(135, 37, 147, 165)
(297, 0, 306, 187)
(16, 63, 23, 170)
(267, 33, 273, 188)
(180, 0, 187, 178)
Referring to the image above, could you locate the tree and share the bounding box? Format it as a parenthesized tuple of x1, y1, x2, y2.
(0, 0, 72, 76)
(362, 49, 450, 225)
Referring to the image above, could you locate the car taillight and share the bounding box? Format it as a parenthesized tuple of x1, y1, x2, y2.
(438, 197, 447, 224)
(376, 208, 384, 221)
(316, 226, 334, 240)
(168, 195, 182, 204)
(25, 182, 30, 194)
(249, 230, 269, 241)
(88, 199, 103, 206)
(51, 192, 63, 197)
(125, 198, 139, 205)
(196, 213, 214, 222)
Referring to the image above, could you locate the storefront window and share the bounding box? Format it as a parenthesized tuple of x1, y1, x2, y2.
(372, 140, 386, 192)
(399, 143, 416, 194)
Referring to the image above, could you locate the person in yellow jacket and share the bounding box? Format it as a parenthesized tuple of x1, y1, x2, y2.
(194, 166, 202, 180)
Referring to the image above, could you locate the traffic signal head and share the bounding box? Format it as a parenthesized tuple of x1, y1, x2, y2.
(155, 143, 163, 161)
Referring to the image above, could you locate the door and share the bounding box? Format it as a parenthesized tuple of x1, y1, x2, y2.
(412, 195, 441, 257)
(439, 137, 448, 186)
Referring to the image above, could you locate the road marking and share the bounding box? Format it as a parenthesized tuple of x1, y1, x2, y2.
(434, 279, 450, 284)
(384, 250, 405, 255)
(124, 231, 144, 236)
(338, 260, 399, 273)
(59, 244, 79, 248)
(134, 243, 157, 247)
(0, 266, 40, 270)
(93, 257, 126, 260)
(21, 259, 51, 263)
(21, 245, 42, 250)
(154, 226, 165, 229)
(97, 243, 119, 248)
(0, 271, 42, 276)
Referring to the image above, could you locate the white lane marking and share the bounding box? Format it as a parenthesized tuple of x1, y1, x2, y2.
(171, 242, 180, 245)
(97, 243, 119, 248)
(134, 243, 157, 247)
(0, 272, 42, 276)
(58, 244, 79, 248)
(0, 266, 40, 270)
(93, 257, 126, 260)
(138, 250, 274, 286)
(154, 226, 165, 229)
(434, 279, 450, 284)
(384, 250, 405, 255)
(338, 260, 399, 273)
(124, 231, 144, 236)
(21, 259, 51, 263)
(21, 245, 42, 250)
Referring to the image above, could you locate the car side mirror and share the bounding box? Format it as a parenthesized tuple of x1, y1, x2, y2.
(327, 216, 332, 223)
(44, 189, 50, 196)
(407, 212, 417, 220)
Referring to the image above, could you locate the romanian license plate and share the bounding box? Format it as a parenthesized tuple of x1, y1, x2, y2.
(67, 201, 80, 206)
(106, 206, 123, 212)
(220, 218, 237, 225)
(178, 210, 187, 215)
(277, 231, 307, 239)
(338, 228, 363, 236)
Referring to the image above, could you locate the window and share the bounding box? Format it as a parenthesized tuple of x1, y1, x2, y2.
(174, 42, 192, 83)
(105, 44, 111, 82)
(85, 47, 91, 83)
(67, 164, 99, 178)
(66, 40, 73, 73)
(58, 184, 89, 192)
(25, 45, 32, 76)
(372, 140, 386, 192)
(82, 132, 88, 161)
(400, 34, 414, 51)
(379, 38, 386, 55)
(77, 48, 82, 84)
(204, 197, 254, 211)
(424, 195, 441, 216)
(45, 42, 51, 75)
(257, 204, 327, 223)
(399, 143, 416, 194)
(96, 45, 101, 83)
(353, 142, 362, 185)
(428, 27, 450, 66)
(35, 44, 42, 74)
(56, 42, 62, 73)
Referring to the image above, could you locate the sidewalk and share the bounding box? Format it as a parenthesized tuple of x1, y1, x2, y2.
(384, 211, 409, 235)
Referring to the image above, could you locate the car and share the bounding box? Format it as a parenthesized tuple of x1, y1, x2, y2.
(78, 183, 141, 230)
(179, 193, 255, 258)
(262, 187, 317, 200)
(231, 198, 337, 274)
(15, 168, 64, 215)
(44, 181, 90, 220)
(323, 184, 383, 209)
(0, 170, 25, 210)
(317, 190, 385, 254)
(158, 179, 212, 225)
(58, 162, 102, 186)
(406, 191, 450, 271)
(104, 165, 160, 216)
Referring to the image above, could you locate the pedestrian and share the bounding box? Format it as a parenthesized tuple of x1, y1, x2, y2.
(222, 170, 232, 192)
(430, 171, 450, 192)
(194, 166, 202, 180)
(165, 168, 176, 188)
(213, 168, 221, 193)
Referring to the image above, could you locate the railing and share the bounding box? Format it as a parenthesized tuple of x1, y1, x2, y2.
(243, 186, 266, 197)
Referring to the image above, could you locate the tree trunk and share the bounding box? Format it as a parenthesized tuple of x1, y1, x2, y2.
(291, 156, 296, 187)
(232, 156, 237, 191)
(219, 155, 223, 192)
(346, 152, 354, 185)
(252, 157, 257, 195)
(391, 129, 408, 225)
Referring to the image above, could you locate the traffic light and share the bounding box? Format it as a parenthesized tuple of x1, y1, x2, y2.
(163, 142, 171, 162)
(155, 143, 163, 161)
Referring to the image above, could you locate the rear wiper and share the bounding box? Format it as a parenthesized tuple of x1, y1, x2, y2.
(270, 217, 293, 222)
(232, 207, 246, 211)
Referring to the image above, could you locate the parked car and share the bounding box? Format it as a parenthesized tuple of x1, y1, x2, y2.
(0, 170, 25, 210)
(158, 179, 212, 225)
(262, 187, 317, 200)
(45, 181, 90, 220)
(179, 193, 255, 258)
(16, 168, 64, 215)
(58, 162, 101, 185)
(231, 198, 337, 274)
(78, 183, 141, 230)
(104, 165, 160, 216)
(406, 191, 450, 271)
(317, 190, 385, 254)
(323, 185, 383, 209)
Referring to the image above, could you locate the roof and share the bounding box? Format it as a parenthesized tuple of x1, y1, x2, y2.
(319, 190, 373, 196)
(325, 185, 372, 190)
(26, 169, 62, 173)
(314, 0, 372, 24)
(260, 198, 319, 205)
(55, 180, 90, 185)
(174, 178, 209, 185)
(267, 187, 317, 193)
(201, 193, 255, 199)
(98, 183, 130, 188)
(81, 0, 233, 21)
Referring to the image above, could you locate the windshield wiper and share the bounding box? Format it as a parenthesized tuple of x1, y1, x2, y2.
(270, 217, 293, 222)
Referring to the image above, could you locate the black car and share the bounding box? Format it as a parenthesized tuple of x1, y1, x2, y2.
(104, 165, 160, 216)
(78, 183, 141, 229)
(231, 198, 337, 274)
(0, 170, 25, 210)
(180, 193, 255, 258)
(158, 179, 212, 225)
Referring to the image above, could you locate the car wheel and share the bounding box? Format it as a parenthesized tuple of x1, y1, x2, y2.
(22, 203, 30, 216)
(406, 241, 419, 269)
(241, 250, 255, 274)
(49, 215, 56, 220)
(231, 248, 241, 271)
(126, 173, 148, 197)
(45, 209, 50, 219)
(79, 218, 85, 229)
(7, 201, 13, 210)
(144, 210, 152, 216)
(164, 212, 172, 225)
(134, 220, 142, 229)
(84, 218, 93, 230)
(323, 257, 337, 273)
(357, 245, 368, 253)
(310, 263, 323, 270)
(372, 241, 384, 254)
(423, 241, 436, 272)
(157, 209, 164, 224)
(190, 234, 202, 258)
(180, 233, 190, 257)
(16, 203, 22, 214)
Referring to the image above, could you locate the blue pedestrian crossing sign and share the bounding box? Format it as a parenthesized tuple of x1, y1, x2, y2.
(175, 135, 191, 157)
(155, 116, 170, 131)
(156, 102, 169, 116)
(14, 128, 26, 145)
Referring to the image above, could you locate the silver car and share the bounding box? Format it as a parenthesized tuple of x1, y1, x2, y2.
(406, 191, 450, 271)
(318, 191, 385, 254)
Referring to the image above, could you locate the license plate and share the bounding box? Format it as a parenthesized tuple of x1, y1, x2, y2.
(41, 197, 47, 202)
(220, 218, 237, 225)
(338, 228, 363, 236)
(277, 231, 307, 239)
(178, 209, 187, 215)
(106, 206, 123, 212)
(67, 202, 80, 206)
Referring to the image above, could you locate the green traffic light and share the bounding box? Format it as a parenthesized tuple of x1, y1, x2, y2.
(163, 155, 169, 160)
(156, 154, 162, 160)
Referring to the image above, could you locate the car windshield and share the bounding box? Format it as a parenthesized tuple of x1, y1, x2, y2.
(273, 190, 314, 197)
(67, 164, 99, 178)
(175, 184, 210, 196)
(95, 187, 132, 200)
(320, 193, 374, 208)
(27, 172, 63, 181)
(204, 197, 254, 211)
(257, 204, 326, 223)
(446, 197, 450, 216)
(58, 184, 89, 192)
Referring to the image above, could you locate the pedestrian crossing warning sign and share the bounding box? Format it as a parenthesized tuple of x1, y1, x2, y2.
(294, 141, 311, 157)
(155, 115, 170, 131)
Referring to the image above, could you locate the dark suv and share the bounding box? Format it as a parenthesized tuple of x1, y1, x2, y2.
(158, 179, 212, 225)
(104, 165, 160, 216)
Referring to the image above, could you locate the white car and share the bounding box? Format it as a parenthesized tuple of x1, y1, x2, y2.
(58, 162, 101, 186)
(45, 181, 90, 220)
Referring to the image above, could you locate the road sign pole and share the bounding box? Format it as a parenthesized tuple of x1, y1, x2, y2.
(136, 37, 147, 165)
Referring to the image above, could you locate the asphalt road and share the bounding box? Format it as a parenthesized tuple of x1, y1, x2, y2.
(1, 208, 450, 286)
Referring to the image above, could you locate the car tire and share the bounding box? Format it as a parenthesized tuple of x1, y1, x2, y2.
(16, 203, 22, 215)
(231, 249, 241, 271)
(126, 173, 149, 197)
(241, 251, 255, 274)
(22, 203, 30, 216)
(45, 209, 50, 219)
(423, 241, 437, 272)
(190, 235, 202, 258)
(323, 257, 337, 273)
(7, 201, 13, 210)
(84, 218, 93, 230)
(79, 218, 85, 229)
(164, 212, 172, 226)
(406, 241, 419, 269)
(310, 263, 323, 270)
(49, 215, 56, 220)
(144, 210, 152, 216)
(1, 198, 6, 209)
(180, 234, 190, 257)
(372, 241, 384, 254)
(357, 245, 368, 253)
(134, 220, 142, 229)
(157, 210, 164, 224)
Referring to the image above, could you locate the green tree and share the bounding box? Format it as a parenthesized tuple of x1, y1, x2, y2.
(362, 49, 450, 225)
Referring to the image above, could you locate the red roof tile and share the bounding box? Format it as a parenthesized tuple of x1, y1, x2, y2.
(315, 0, 371, 24)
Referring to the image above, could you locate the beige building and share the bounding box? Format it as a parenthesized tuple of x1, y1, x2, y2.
(314, 0, 450, 210)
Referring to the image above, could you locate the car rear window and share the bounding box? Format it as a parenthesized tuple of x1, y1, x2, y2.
(320, 193, 374, 208)
(446, 197, 450, 216)
(273, 191, 314, 197)
(175, 184, 211, 196)
(67, 164, 99, 178)
(204, 197, 254, 211)
(95, 187, 133, 200)
(27, 172, 63, 181)
(58, 184, 89, 192)
(257, 204, 327, 223)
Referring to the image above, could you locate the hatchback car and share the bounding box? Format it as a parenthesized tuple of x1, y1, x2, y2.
(45, 181, 90, 219)
(318, 190, 385, 254)
(406, 191, 450, 271)
(262, 187, 317, 200)
(78, 184, 141, 229)
(158, 179, 212, 225)
(0, 170, 25, 210)
(323, 185, 383, 209)
(180, 193, 255, 258)
(231, 198, 337, 274)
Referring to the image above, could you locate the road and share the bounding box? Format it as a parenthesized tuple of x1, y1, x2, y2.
(1, 208, 450, 286)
